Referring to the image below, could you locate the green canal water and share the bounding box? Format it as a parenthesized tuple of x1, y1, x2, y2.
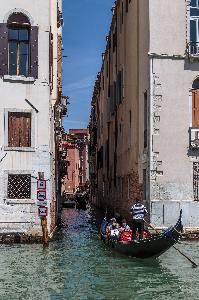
(0, 208, 199, 300)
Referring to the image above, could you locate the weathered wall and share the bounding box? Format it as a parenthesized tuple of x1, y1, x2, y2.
(96, 0, 145, 219)
(149, 0, 187, 56)
(0, 0, 59, 236)
(148, 0, 199, 228)
(150, 58, 199, 227)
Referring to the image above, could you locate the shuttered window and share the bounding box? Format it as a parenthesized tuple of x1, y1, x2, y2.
(0, 13, 38, 78)
(8, 27, 30, 76)
(8, 112, 31, 147)
(192, 90, 199, 127)
(0, 24, 8, 75)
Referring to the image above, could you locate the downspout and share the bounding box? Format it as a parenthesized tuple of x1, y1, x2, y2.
(149, 57, 154, 219)
(136, 0, 140, 167)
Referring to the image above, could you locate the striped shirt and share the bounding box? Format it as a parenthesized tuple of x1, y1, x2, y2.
(131, 203, 148, 220)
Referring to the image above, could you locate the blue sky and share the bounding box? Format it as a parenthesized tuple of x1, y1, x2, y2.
(62, 0, 114, 131)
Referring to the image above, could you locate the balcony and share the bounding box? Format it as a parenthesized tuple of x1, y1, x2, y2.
(189, 127, 199, 149)
(187, 42, 199, 57)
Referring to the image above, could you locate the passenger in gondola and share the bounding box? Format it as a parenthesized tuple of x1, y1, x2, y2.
(106, 218, 119, 239)
(119, 219, 131, 232)
(119, 219, 132, 242)
(110, 222, 120, 241)
(130, 198, 148, 240)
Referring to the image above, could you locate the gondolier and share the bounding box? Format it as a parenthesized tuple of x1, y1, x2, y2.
(130, 198, 148, 240)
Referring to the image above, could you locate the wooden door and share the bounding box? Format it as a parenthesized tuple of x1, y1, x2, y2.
(192, 90, 199, 127)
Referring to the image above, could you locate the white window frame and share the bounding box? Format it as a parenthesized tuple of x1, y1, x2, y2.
(190, 0, 199, 8)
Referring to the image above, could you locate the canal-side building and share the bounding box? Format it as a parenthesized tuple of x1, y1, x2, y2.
(63, 129, 90, 194)
(0, 0, 66, 239)
(90, 0, 199, 231)
(63, 141, 80, 194)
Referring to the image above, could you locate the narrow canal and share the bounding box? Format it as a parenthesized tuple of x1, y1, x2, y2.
(0, 207, 199, 300)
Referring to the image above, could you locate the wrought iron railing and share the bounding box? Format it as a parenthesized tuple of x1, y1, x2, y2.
(187, 42, 199, 56)
(189, 127, 199, 149)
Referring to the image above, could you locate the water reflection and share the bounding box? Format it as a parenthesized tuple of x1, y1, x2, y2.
(0, 208, 198, 300)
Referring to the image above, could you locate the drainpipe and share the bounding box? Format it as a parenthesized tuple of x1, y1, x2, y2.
(149, 57, 154, 220)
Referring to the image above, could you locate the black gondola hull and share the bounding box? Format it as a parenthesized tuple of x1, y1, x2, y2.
(112, 236, 177, 258)
(100, 210, 183, 259)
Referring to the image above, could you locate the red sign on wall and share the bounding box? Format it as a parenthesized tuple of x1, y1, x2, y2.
(38, 206, 48, 217)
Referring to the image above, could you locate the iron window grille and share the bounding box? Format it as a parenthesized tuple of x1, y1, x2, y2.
(7, 174, 31, 199)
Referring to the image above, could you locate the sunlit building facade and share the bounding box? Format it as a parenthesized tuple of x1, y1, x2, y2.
(0, 0, 65, 238)
(90, 0, 199, 231)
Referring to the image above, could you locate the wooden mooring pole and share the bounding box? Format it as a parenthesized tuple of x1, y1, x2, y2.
(41, 216, 49, 246)
(38, 172, 49, 246)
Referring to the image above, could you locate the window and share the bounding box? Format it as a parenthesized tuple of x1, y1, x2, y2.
(106, 60, 109, 78)
(143, 169, 147, 201)
(97, 146, 103, 169)
(190, 0, 199, 9)
(192, 89, 199, 127)
(7, 174, 31, 199)
(113, 29, 117, 52)
(127, 176, 130, 199)
(122, 2, 124, 24)
(0, 12, 38, 78)
(144, 91, 148, 148)
(8, 112, 31, 147)
(117, 69, 124, 104)
(79, 175, 83, 186)
(126, 0, 129, 13)
(190, 1, 199, 54)
(8, 27, 30, 76)
(192, 79, 199, 128)
(120, 177, 123, 196)
(128, 110, 132, 148)
(7, 13, 30, 76)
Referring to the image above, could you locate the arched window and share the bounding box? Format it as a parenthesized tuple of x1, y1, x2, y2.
(7, 13, 30, 76)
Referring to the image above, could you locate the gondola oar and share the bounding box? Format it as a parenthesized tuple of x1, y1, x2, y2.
(144, 220, 198, 268)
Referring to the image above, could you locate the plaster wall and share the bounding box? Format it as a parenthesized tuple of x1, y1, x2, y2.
(150, 58, 199, 227)
(0, 0, 57, 235)
(149, 0, 187, 56)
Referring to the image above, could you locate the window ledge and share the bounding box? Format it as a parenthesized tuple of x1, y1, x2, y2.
(3, 75, 35, 83)
(6, 199, 35, 205)
(4, 147, 35, 152)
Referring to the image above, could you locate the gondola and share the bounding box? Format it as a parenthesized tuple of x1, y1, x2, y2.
(75, 192, 88, 210)
(100, 210, 183, 259)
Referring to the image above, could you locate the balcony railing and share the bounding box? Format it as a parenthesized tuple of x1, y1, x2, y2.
(187, 42, 199, 56)
(189, 127, 199, 149)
